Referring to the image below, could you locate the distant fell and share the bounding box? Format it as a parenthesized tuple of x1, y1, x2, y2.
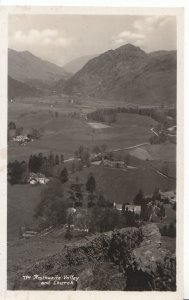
(8, 49, 70, 89)
(8, 76, 41, 100)
(63, 54, 98, 74)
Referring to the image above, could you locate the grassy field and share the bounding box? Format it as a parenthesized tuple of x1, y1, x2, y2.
(112, 142, 176, 163)
(7, 184, 42, 241)
(8, 108, 158, 161)
(69, 165, 176, 204)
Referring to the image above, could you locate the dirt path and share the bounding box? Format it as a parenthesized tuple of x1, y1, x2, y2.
(108, 142, 150, 153)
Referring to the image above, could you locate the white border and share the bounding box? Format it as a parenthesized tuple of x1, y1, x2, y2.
(0, 2, 187, 300)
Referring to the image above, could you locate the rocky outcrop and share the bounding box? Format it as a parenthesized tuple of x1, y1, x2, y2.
(13, 224, 176, 291)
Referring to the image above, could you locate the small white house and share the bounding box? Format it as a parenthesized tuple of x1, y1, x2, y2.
(28, 173, 49, 185)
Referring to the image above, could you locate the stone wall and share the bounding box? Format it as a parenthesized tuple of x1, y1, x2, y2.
(13, 224, 176, 291)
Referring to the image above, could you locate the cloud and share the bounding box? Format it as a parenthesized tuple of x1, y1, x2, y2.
(9, 28, 76, 65)
(111, 16, 176, 52)
(10, 28, 72, 47)
(54, 37, 74, 47)
(112, 30, 146, 48)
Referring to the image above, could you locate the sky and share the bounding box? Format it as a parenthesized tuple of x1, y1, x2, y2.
(8, 14, 176, 66)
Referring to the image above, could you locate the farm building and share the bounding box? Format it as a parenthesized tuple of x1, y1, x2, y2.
(125, 205, 141, 215)
(13, 135, 33, 145)
(114, 202, 141, 215)
(28, 173, 50, 185)
(101, 159, 126, 169)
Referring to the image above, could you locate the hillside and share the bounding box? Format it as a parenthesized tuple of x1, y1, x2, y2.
(63, 54, 98, 73)
(8, 49, 70, 88)
(8, 76, 41, 100)
(63, 44, 176, 105)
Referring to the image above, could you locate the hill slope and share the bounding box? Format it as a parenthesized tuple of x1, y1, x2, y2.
(63, 44, 176, 105)
(63, 54, 98, 73)
(8, 49, 70, 88)
(8, 76, 41, 99)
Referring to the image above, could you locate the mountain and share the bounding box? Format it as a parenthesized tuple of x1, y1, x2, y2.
(8, 49, 70, 89)
(63, 54, 98, 73)
(8, 76, 41, 100)
(63, 44, 176, 105)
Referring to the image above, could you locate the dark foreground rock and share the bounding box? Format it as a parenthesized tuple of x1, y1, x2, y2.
(12, 224, 176, 291)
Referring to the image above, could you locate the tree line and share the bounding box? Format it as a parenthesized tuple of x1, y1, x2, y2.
(87, 106, 176, 127)
(8, 152, 67, 185)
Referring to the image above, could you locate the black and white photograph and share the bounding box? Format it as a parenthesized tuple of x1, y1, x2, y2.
(0, 5, 184, 296)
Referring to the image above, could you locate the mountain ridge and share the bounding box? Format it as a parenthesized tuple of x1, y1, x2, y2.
(63, 44, 176, 105)
(8, 48, 70, 88)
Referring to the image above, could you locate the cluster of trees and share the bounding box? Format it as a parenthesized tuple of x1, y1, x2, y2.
(34, 179, 69, 228)
(8, 160, 28, 185)
(8, 151, 68, 185)
(89, 205, 137, 233)
(8, 121, 41, 140)
(87, 106, 176, 129)
(28, 152, 64, 176)
(74, 146, 90, 166)
(133, 188, 167, 221)
(92, 144, 107, 154)
(88, 109, 116, 124)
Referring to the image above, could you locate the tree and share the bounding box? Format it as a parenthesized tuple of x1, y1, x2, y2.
(86, 174, 96, 194)
(97, 193, 112, 207)
(30, 128, 41, 139)
(77, 146, 84, 158)
(133, 189, 144, 205)
(93, 146, 101, 154)
(60, 167, 68, 183)
(28, 154, 42, 173)
(152, 188, 161, 201)
(157, 204, 165, 220)
(8, 160, 27, 184)
(89, 207, 120, 233)
(48, 151, 55, 168)
(60, 154, 64, 164)
(40, 156, 53, 177)
(16, 127, 23, 136)
(81, 148, 90, 165)
(70, 182, 83, 205)
(8, 121, 16, 130)
(75, 146, 90, 166)
(34, 180, 68, 227)
(55, 154, 60, 165)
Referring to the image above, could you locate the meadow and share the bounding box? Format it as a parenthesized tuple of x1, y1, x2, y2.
(8, 98, 159, 162)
